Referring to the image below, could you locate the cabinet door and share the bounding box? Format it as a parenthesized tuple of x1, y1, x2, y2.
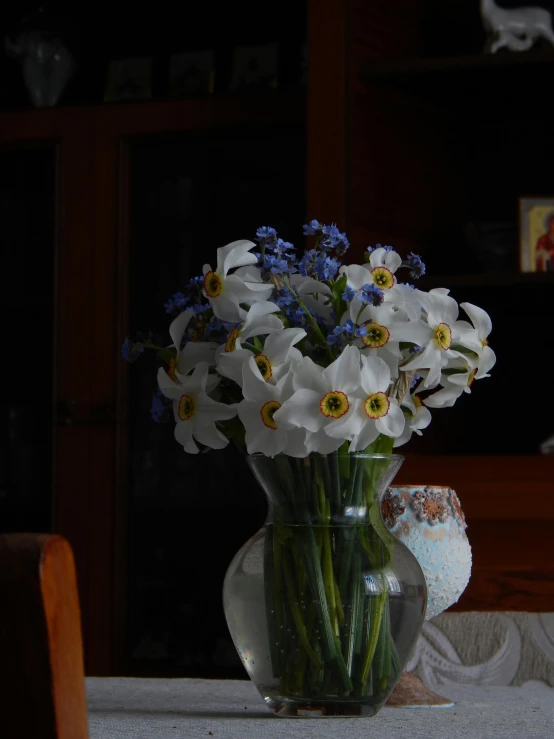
(113, 124, 306, 677)
(0, 145, 57, 533)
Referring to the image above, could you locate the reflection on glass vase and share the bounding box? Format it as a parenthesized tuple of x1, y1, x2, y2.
(223, 453, 427, 717)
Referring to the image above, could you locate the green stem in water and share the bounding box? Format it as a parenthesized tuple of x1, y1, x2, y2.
(282, 546, 324, 670)
(360, 586, 387, 690)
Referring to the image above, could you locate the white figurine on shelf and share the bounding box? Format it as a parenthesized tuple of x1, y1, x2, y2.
(480, 0, 554, 52)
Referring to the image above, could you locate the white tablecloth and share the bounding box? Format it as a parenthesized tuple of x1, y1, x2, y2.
(86, 677, 554, 739)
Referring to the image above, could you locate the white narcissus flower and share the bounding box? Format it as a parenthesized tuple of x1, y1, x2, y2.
(457, 302, 496, 379)
(340, 247, 402, 296)
(393, 392, 431, 447)
(158, 361, 236, 454)
(219, 301, 283, 359)
(423, 347, 496, 410)
(289, 274, 334, 320)
(202, 239, 273, 321)
(326, 355, 405, 451)
(273, 345, 362, 455)
(167, 310, 218, 379)
(395, 290, 461, 389)
(217, 327, 306, 387)
(236, 358, 306, 457)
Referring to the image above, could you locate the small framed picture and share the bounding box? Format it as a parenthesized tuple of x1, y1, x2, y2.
(169, 51, 215, 98)
(104, 57, 152, 102)
(231, 43, 278, 91)
(519, 196, 554, 272)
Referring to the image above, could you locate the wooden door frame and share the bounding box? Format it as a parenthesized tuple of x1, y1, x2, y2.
(0, 109, 112, 671)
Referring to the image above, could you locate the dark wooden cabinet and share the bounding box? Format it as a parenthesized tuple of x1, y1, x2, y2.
(1, 0, 552, 676)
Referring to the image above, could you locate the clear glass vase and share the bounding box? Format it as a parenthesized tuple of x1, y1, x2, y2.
(223, 452, 427, 717)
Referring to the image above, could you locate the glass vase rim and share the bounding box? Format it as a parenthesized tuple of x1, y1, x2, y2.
(246, 452, 405, 462)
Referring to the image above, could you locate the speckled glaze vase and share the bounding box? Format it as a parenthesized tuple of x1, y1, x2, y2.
(383, 486, 471, 620)
(383, 485, 472, 708)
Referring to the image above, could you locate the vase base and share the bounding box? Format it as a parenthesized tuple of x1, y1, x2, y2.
(385, 672, 454, 708)
(264, 696, 381, 718)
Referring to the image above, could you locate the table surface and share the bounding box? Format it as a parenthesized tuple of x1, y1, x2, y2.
(87, 677, 554, 739)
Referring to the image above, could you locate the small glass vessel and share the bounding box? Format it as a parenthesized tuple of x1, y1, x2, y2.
(223, 453, 427, 717)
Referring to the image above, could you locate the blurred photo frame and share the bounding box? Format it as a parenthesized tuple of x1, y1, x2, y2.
(231, 43, 278, 91)
(169, 50, 215, 98)
(519, 196, 554, 272)
(104, 57, 152, 102)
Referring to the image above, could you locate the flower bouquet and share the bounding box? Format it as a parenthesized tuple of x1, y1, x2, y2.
(124, 221, 495, 716)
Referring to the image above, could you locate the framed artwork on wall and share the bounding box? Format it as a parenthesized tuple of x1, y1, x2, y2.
(519, 196, 554, 272)
(231, 43, 278, 91)
(104, 57, 152, 102)
(169, 51, 215, 98)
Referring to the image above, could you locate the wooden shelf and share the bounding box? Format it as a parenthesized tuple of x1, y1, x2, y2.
(364, 48, 554, 80)
(0, 89, 306, 141)
(363, 49, 554, 117)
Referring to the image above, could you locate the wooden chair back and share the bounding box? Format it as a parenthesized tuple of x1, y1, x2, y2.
(0, 534, 89, 739)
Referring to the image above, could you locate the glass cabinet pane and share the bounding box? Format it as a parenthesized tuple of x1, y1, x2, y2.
(124, 123, 306, 676)
(0, 146, 56, 533)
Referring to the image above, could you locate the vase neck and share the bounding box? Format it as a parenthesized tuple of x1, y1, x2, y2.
(247, 453, 404, 526)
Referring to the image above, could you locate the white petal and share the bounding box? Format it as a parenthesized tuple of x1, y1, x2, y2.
(448, 371, 471, 387)
(461, 302, 492, 340)
(393, 426, 412, 448)
(412, 405, 432, 431)
(216, 347, 252, 386)
(240, 356, 271, 401)
(216, 239, 258, 276)
(273, 389, 324, 432)
(283, 428, 308, 457)
(178, 341, 218, 375)
(322, 345, 361, 394)
(169, 310, 194, 351)
(193, 423, 229, 450)
(340, 263, 373, 290)
(360, 355, 391, 396)
(240, 302, 283, 338)
(476, 345, 496, 379)
(250, 426, 288, 457)
(349, 420, 379, 452)
(196, 393, 237, 421)
(390, 320, 432, 347)
(423, 385, 463, 408)
(157, 367, 183, 399)
(209, 292, 246, 322)
(264, 327, 306, 365)
(375, 400, 405, 438)
(291, 275, 332, 297)
(304, 428, 344, 455)
(174, 420, 198, 453)
(291, 356, 327, 395)
(384, 250, 402, 272)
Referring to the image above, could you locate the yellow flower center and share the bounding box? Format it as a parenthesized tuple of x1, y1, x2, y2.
(371, 266, 394, 289)
(168, 357, 177, 382)
(177, 394, 195, 421)
(260, 400, 281, 430)
(364, 392, 390, 419)
(204, 271, 222, 298)
(254, 354, 272, 381)
(434, 322, 452, 350)
(361, 322, 390, 349)
(320, 391, 349, 419)
(468, 368, 477, 387)
(225, 327, 238, 353)
(414, 394, 422, 408)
